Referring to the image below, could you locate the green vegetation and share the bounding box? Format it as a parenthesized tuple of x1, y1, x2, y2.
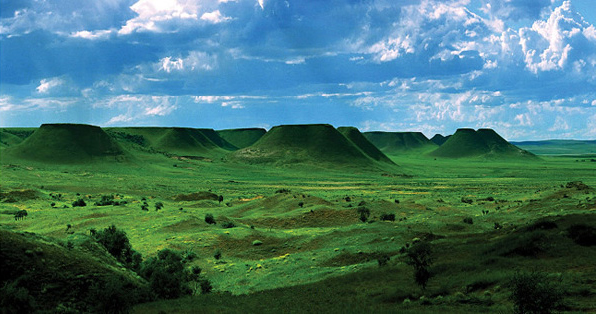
(217, 128, 266, 149)
(1, 123, 595, 312)
(363, 131, 438, 154)
(509, 271, 564, 314)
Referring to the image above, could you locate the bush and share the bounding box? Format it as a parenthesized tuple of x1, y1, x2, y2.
(155, 202, 164, 211)
(380, 213, 395, 221)
(0, 281, 36, 313)
(377, 254, 390, 267)
(463, 217, 473, 224)
(357, 207, 370, 223)
(406, 242, 434, 290)
(93, 225, 141, 270)
(213, 249, 222, 260)
(199, 279, 213, 294)
(88, 276, 138, 313)
(205, 213, 216, 225)
(72, 199, 86, 207)
(139, 249, 192, 299)
(221, 221, 236, 229)
(275, 189, 291, 194)
(509, 271, 564, 314)
(567, 224, 596, 246)
(94, 195, 115, 206)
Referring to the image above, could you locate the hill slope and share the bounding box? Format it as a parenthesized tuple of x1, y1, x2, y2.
(363, 131, 437, 154)
(230, 124, 391, 169)
(430, 134, 451, 146)
(217, 128, 267, 149)
(5, 124, 128, 163)
(106, 127, 235, 156)
(429, 128, 536, 159)
(337, 127, 395, 165)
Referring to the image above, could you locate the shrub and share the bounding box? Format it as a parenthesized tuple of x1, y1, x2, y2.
(380, 213, 395, 221)
(377, 254, 390, 267)
(199, 279, 213, 294)
(213, 250, 222, 260)
(0, 281, 36, 313)
(205, 213, 216, 225)
(275, 189, 291, 194)
(88, 276, 138, 313)
(357, 207, 370, 223)
(463, 217, 473, 224)
(567, 224, 596, 246)
(72, 199, 86, 207)
(139, 249, 192, 299)
(221, 221, 236, 229)
(218, 195, 224, 204)
(141, 202, 149, 211)
(406, 242, 434, 290)
(509, 271, 564, 314)
(526, 220, 558, 231)
(93, 225, 141, 270)
(155, 202, 164, 211)
(95, 195, 115, 206)
(461, 198, 473, 204)
(298, 201, 304, 208)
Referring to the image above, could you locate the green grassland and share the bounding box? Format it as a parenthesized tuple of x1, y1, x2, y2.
(1, 125, 595, 313)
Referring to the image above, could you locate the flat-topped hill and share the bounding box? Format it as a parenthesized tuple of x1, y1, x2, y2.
(106, 127, 236, 156)
(337, 127, 395, 165)
(430, 134, 451, 146)
(230, 124, 392, 169)
(429, 128, 537, 159)
(362, 131, 437, 154)
(217, 128, 266, 149)
(6, 124, 128, 163)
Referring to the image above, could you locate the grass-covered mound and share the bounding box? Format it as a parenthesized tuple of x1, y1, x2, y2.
(430, 134, 451, 146)
(429, 128, 536, 159)
(217, 128, 267, 149)
(0, 128, 36, 148)
(230, 124, 390, 169)
(337, 127, 396, 165)
(107, 127, 235, 156)
(5, 124, 127, 164)
(363, 131, 437, 155)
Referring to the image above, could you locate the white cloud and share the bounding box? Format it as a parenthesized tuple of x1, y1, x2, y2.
(106, 113, 134, 125)
(36, 77, 65, 94)
(548, 115, 570, 131)
(119, 0, 199, 35)
(221, 101, 244, 109)
(200, 10, 231, 24)
(158, 51, 217, 73)
(70, 29, 114, 40)
(145, 103, 177, 115)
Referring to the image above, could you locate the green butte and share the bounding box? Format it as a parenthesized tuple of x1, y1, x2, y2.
(430, 134, 451, 146)
(6, 124, 127, 163)
(217, 128, 267, 149)
(429, 128, 537, 159)
(362, 131, 437, 154)
(107, 127, 236, 156)
(337, 127, 396, 165)
(229, 124, 391, 169)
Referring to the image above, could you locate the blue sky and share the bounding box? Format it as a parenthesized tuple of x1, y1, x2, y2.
(1, 0, 595, 140)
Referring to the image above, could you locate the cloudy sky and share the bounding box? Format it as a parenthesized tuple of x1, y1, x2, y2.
(1, 0, 595, 140)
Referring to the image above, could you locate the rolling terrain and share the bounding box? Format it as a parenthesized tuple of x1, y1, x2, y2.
(1, 124, 595, 313)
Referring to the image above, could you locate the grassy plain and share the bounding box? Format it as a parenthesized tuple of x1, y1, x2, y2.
(1, 133, 596, 313)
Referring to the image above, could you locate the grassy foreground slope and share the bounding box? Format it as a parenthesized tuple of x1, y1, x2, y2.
(217, 128, 267, 149)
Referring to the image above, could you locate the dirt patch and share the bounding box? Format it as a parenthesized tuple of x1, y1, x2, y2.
(319, 251, 394, 267)
(0, 189, 42, 203)
(161, 216, 206, 232)
(242, 208, 359, 229)
(213, 234, 321, 260)
(173, 191, 218, 201)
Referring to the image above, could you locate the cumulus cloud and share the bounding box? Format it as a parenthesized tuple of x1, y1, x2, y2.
(36, 77, 65, 94)
(200, 10, 231, 23)
(118, 0, 199, 34)
(482, 0, 552, 21)
(158, 51, 218, 73)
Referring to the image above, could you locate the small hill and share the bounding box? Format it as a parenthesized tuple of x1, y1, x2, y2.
(362, 132, 437, 154)
(230, 124, 390, 169)
(337, 127, 395, 165)
(217, 128, 267, 149)
(6, 124, 128, 163)
(430, 134, 451, 146)
(107, 127, 235, 156)
(0, 128, 36, 148)
(429, 128, 536, 159)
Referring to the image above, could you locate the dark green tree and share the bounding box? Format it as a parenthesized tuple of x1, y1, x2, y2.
(405, 241, 434, 290)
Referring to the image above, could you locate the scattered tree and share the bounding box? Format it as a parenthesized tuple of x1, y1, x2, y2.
(155, 202, 164, 211)
(509, 271, 564, 314)
(205, 213, 216, 225)
(357, 207, 370, 223)
(72, 199, 86, 207)
(405, 241, 434, 290)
